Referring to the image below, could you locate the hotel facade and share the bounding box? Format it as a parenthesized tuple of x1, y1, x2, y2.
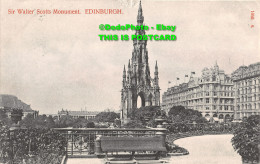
(231, 62, 260, 120)
(162, 63, 234, 122)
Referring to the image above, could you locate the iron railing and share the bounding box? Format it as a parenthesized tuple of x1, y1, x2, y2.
(53, 128, 167, 157)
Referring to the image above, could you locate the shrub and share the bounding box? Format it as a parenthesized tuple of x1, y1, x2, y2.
(0, 126, 66, 164)
(232, 115, 260, 163)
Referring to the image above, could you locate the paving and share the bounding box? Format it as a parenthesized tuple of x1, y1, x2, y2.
(66, 158, 169, 164)
(66, 158, 104, 164)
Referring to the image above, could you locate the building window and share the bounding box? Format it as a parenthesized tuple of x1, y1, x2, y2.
(213, 85, 217, 90)
(224, 106, 228, 110)
(213, 76, 216, 81)
(231, 106, 234, 111)
(249, 81, 252, 86)
(206, 98, 209, 103)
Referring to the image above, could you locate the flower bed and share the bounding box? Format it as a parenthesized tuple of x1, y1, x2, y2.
(165, 141, 189, 156)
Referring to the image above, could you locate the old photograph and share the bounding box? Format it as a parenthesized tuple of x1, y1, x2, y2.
(0, 0, 260, 163)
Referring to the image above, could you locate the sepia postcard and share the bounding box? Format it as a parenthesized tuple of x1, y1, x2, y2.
(0, 0, 259, 164)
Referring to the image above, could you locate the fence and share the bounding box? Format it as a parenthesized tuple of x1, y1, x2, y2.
(53, 128, 167, 157)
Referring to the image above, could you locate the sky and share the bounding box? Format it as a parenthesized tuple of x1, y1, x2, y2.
(1, 0, 260, 114)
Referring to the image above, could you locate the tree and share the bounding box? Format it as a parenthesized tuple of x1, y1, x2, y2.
(20, 113, 35, 128)
(170, 115, 182, 123)
(45, 116, 55, 128)
(168, 106, 185, 116)
(232, 115, 260, 163)
(72, 117, 88, 128)
(33, 115, 55, 129)
(130, 106, 162, 121)
(127, 106, 165, 127)
(55, 115, 74, 128)
(0, 128, 66, 164)
(168, 106, 204, 123)
(194, 116, 208, 123)
(86, 122, 95, 128)
(95, 112, 119, 123)
(0, 110, 11, 126)
(72, 118, 95, 128)
(21, 114, 56, 129)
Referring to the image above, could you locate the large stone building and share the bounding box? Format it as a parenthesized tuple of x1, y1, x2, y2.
(162, 63, 234, 122)
(231, 62, 260, 120)
(120, 1, 160, 123)
(58, 109, 99, 120)
(0, 94, 38, 119)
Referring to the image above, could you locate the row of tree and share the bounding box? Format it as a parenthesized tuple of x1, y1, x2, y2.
(0, 105, 233, 130)
(0, 110, 120, 129)
(0, 110, 120, 163)
(0, 105, 208, 129)
(124, 105, 208, 128)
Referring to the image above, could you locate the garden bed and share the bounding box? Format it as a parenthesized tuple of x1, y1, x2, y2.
(166, 142, 189, 156)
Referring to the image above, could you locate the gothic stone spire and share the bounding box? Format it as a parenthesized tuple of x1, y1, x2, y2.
(120, 1, 160, 124)
(137, 0, 144, 25)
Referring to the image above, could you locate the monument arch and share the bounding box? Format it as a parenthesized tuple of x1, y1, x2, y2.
(120, 1, 160, 123)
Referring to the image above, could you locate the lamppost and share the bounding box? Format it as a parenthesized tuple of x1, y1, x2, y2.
(154, 111, 167, 141)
